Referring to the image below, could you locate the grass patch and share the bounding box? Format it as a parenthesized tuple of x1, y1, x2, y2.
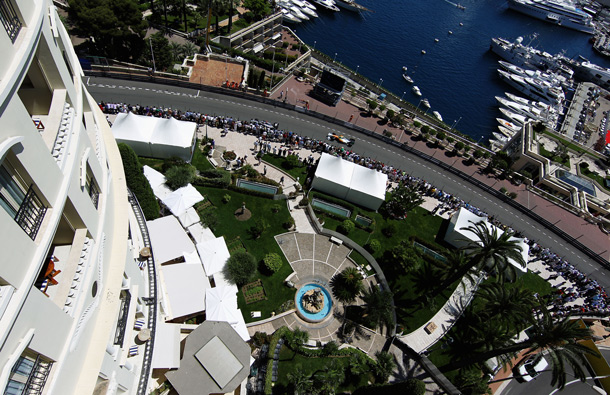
(196, 186, 295, 320)
(580, 165, 610, 193)
(262, 154, 309, 185)
(540, 129, 602, 159)
(138, 157, 164, 172)
(508, 271, 554, 297)
(539, 144, 570, 167)
(192, 143, 214, 172)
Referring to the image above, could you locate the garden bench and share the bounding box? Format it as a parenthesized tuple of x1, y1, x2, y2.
(209, 158, 218, 167)
(329, 236, 343, 245)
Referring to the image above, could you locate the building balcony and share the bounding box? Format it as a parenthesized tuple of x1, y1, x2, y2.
(14, 185, 47, 241)
(34, 228, 94, 314)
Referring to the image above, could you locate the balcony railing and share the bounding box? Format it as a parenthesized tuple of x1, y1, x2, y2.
(14, 185, 47, 241)
(21, 354, 53, 395)
(0, 0, 21, 43)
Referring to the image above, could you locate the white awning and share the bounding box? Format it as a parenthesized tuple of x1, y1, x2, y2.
(161, 184, 204, 217)
(205, 287, 250, 341)
(147, 216, 196, 264)
(152, 321, 181, 369)
(188, 223, 216, 244)
(178, 206, 200, 228)
(252, 43, 264, 53)
(160, 263, 210, 320)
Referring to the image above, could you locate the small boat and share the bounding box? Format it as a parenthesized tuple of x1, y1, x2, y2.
(412, 86, 422, 96)
(335, 0, 372, 12)
(434, 38, 439, 43)
(449, 30, 453, 34)
(498, 125, 516, 138)
(496, 118, 521, 132)
(402, 66, 408, 72)
(459, 22, 464, 26)
(457, 3, 466, 10)
(421, 50, 426, 54)
(493, 132, 509, 142)
(433, 111, 443, 121)
(422, 98, 430, 108)
(402, 73, 413, 83)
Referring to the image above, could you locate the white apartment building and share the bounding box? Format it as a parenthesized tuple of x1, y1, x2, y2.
(0, 1, 156, 394)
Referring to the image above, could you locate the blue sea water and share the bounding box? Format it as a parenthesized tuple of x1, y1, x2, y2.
(293, 0, 610, 142)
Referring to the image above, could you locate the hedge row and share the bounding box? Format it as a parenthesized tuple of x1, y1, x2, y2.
(118, 143, 159, 220)
(309, 190, 356, 213)
(192, 169, 232, 188)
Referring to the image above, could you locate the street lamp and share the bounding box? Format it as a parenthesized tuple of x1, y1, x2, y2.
(451, 116, 462, 131)
(379, 78, 383, 89)
(355, 65, 360, 75)
(149, 38, 156, 73)
(333, 52, 337, 62)
(313, 40, 316, 51)
(400, 91, 406, 101)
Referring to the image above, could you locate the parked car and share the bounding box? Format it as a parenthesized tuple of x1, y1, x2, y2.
(516, 355, 548, 382)
(327, 132, 355, 146)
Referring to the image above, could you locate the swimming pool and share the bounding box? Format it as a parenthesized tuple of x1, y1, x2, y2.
(236, 178, 278, 195)
(295, 283, 333, 322)
(311, 199, 351, 218)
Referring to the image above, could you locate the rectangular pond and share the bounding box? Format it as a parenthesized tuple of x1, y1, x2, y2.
(311, 198, 351, 218)
(355, 215, 372, 227)
(236, 178, 278, 195)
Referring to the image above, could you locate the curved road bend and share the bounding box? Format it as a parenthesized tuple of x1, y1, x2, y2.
(86, 77, 610, 289)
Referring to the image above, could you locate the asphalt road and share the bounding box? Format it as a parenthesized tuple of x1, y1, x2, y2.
(86, 76, 610, 289)
(502, 347, 610, 395)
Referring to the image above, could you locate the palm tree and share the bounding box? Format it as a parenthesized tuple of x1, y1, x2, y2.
(313, 360, 345, 394)
(287, 366, 312, 395)
(330, 267, 364, 305)
(181, 41, 198, 58)
(477, 282, 535, 328)
(169, 42, 183, 63)
(361, 286, 395, 332)
(438, 220, 526, 290)
(440, 304, 598, 390)
(374, 351, 396, 384)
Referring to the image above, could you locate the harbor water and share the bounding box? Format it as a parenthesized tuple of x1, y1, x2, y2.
(293, 0, 610, 143)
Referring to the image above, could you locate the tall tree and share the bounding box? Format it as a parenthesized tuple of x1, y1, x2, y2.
(242, 0, 270, 20)
(287, 366, 311, 395)
(440, 305, 598, 390)
(373, 351, 396, 384)
(361, 286, 394, 332)
(477, 282, 536, 328)
(331, 267, 364, 305)
(68, 0, 147, 61)
(384, 183, 424, 219)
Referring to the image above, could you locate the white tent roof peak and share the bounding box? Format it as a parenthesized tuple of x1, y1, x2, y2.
(161, 184, 204, 216)
(197, 236, 231, 277)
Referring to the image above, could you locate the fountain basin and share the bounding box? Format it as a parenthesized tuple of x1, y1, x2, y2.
(295, 283, 333, 323)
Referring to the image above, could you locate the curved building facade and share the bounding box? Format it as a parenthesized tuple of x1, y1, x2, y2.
(0, 1, 153, 393)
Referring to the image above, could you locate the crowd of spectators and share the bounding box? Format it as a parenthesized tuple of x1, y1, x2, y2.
(100, 102, 610, 319)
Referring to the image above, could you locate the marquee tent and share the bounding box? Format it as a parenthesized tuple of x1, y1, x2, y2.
(311, 153, 387, 210)
(112, 112, 197, 161)
(161, 184, 204, 216)
(197, 236, 231, 277)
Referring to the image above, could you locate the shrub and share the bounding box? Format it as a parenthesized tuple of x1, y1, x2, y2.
(339, 220, 355, 235)
(447, 136, 455, 144)
(200, 209, 219, 230)
(299, 197, 308, 207)
(437, 131, 446, 140)
(454, 141, 465, 151)
(223, 151, 237, 161)
(285, 154, 300, 169)
(162, 156, 187, 173)
(165, 165, 196, 190)
(223, 251, 257, 285)
(499, 187, 508, 194)
(473, 149, 483, 159)
(385, 109, 395, 120)
(271, 204, 281, 213)
(580, 162, 590, 169)
(263, 253, 283, 273)
(366, 239, 381, 254)
(117, 143, 159, 220)
(222, 194, 232, 203)
(248, 218, 269, 239)
(382, 224, 396, 237)
(413, 121, 422, 128)
(508, 191, 518, 199)
(283, 217, 295, 230)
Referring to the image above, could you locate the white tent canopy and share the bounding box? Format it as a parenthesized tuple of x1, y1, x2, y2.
(178, 206, 200, 228)
(147, 216, 196, 264)
(197, 236, 231, 277)
(152, 321, 181, 369)
(311, 153, 387, 210)
(213, 270, 238, 292)
(143, 165, 172, 199)
(444, 207, 529, 273)
(160, 263, 210, 320)
(161, 184, 204, 216)
(205, 287, 250, 341)
(188, 223, 216, 244)
(112, 112, 197, 161)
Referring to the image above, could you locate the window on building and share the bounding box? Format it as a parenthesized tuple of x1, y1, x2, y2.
(0, 0, 22, 43)
(0, 160, 46, 240)
(84, 171, 100, 209)
(5, 350, 53, 395)
(113, 290, 131, 347)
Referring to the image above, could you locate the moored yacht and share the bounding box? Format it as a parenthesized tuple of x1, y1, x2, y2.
(507, 0, 595, 34)
(490, 35, 560, 70)
(403, 73, 413, 83)
(497, 117, 522, 133)
(281, 8, 302, 23)
(412, 86, 422, 96)
(433, 111, 443, 121)
(497, 69, 565, 105)
(311, 0, 340, 11)
(422, 98, 431, 108)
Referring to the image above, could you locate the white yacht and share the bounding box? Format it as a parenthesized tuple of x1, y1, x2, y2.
(433, 111, 443, 121)
(497, 117, 523, 133)
(412, 86, 422, 96)
(281, 8, 302, 23)
(493, 132, 510, 142)
(498, 125, 517, 138)
(498, 69, 565, 105)
(422, 98, 431, 108)
(490, 35, 560, 70)
(403, 73, 413, 83)
(311, 0, 340, 11)
(499, 107, 529, 126)
(289, 5, 309, 20)
(292, 0, 318, 17)
(507, 0, 595, 34)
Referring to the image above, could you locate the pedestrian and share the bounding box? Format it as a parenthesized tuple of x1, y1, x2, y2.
(349, 114, 354, 122)
(279, 91, 284, 100)
(263, 165, 267, 175)
(280, 176, 284, 185)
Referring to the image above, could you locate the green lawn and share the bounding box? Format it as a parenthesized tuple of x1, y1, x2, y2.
(262, 154, 310, 185)
(138, 157, 164, 172)
(196, 186, 295, 321)
(192, 143, 214, 172)
(272, 346, 373, 394)
(580, 165, 610, 193)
